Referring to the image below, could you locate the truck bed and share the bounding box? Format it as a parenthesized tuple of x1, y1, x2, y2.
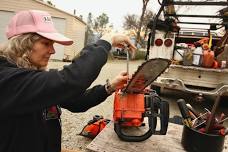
(153, 64, 228, 96)
(170, 64, 228, 73)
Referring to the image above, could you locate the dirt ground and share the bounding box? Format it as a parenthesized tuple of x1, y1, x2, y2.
(47, 59, 144, 151)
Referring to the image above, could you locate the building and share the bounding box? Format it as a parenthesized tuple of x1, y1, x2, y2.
(0, 0, 87, 60)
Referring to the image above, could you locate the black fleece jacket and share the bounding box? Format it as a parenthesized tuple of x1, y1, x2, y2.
(0, 40, 111, 152)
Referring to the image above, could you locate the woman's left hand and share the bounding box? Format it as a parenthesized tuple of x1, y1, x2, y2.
(110, 71, 129, 91)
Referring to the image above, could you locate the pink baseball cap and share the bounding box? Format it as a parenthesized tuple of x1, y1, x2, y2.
(6, 10, 73, 45)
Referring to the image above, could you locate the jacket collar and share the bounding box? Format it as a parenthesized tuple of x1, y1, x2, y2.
(0, 57, 17, 68)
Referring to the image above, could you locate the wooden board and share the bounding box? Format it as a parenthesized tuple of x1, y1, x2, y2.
(61, 149, 80, 152)
(87, 121, 228, 152)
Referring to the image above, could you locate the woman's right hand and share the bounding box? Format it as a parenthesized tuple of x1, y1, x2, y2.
(111, 34, 137, 54)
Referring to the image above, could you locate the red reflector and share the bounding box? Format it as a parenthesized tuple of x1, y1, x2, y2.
(155, 38, 163, 46)
(164, 39, 173, 47)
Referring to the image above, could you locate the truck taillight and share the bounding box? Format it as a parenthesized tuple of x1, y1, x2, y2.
(155, 38, 163, 46)
(164, 39, 173, 47)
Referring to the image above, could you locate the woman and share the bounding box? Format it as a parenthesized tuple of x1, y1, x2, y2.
(0, 10, 136, 152)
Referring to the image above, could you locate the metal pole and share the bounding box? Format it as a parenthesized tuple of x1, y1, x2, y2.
(165, 14, 228, 19)
(166, 1, 228, 6)
(177, 22, 226, 26)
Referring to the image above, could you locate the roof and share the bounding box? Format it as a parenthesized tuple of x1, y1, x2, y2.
(34, 0, 86, 25)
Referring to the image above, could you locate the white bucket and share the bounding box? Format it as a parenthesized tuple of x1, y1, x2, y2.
(174, 49, 184, 61)
(192, 47, 203, 66)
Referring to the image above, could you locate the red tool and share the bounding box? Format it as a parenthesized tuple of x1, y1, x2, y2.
(79, 115, 110, 139)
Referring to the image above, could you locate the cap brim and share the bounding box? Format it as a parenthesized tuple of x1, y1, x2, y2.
(36, 32, 73, 45)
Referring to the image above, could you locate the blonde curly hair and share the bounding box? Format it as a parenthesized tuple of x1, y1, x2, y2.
(0, 33, 42, 70)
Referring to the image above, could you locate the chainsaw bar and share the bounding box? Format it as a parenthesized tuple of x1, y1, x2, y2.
(124, 58, 171, 93)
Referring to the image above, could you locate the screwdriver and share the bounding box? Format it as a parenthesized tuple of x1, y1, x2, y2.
(186, 103, 199, 118)
(177, 99, 193, 128)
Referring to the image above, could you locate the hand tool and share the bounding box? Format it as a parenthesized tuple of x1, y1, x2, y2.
(192, 111, 209, 128)
(218, 113, 225, 123)
(177, 99, 193, 128)
(205, 95, 221, 133)
(219, 117, 228, 124)
(186, 103, 200, 118)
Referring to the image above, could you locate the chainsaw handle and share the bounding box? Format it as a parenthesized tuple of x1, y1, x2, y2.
(148, 94, 169, 135)
(114, 123, 154, 142)
(155, 101, 169, 135)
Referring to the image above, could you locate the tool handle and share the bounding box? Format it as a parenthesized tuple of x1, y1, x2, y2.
(177, 99, 191, 119)
(114, 122, 154, 142)
(186, 103, 199, 118)
(157, 100, 169, 135)
(205, 95, 221, 133)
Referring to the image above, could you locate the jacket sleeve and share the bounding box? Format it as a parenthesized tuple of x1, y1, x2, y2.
(60, 85, 110, 112)
(0, 40, 111, 116)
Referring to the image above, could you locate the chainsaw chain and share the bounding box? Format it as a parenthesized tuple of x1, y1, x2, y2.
(124, 58, 171, 93)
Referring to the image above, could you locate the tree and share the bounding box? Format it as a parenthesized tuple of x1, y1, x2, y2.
(142, 10, 154, 30)
(123, 14, 138, 31)
(85, 12, 95, 45)
(123, 10, 154, 47)
(93, 13, 109, 37)
(135, 0, 150, 46)
(85, 12, 111, 44)
(79, 15, 83, 20)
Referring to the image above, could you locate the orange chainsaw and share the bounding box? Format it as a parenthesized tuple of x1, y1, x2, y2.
(113, 56, 171, 142)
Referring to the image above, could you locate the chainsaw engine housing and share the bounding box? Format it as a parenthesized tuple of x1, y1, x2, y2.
(113, 92, 145, 127)
(113, 90, 169, 142)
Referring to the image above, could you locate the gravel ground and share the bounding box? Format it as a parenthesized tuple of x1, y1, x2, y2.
(47, 59, 144, 151)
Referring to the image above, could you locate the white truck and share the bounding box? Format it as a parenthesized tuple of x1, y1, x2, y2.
(147, 0, 228, 99)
